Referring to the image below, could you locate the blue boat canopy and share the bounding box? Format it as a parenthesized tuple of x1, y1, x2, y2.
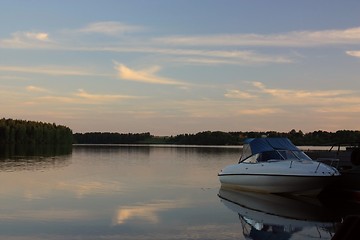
(240, 138, 300, 161)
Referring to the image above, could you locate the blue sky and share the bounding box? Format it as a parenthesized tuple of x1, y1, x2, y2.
(1, 0, 360, 135)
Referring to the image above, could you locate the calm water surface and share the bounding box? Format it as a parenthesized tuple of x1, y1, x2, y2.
(0, 145, 356, 239)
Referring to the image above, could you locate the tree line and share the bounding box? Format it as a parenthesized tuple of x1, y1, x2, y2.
(0, 118, 73, 145)
(73, 129, 360, 146)
(1, 118, 359, 146)
(73, 132, 152, 144)
(166, 130, 360, 146)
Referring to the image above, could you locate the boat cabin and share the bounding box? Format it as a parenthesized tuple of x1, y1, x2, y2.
(239, 138, 312, 164)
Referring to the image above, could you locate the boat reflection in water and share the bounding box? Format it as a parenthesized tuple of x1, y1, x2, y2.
(218, 188, 340, 240)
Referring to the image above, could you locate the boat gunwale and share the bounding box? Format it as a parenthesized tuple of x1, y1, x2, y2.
(218, 173, 340, 177)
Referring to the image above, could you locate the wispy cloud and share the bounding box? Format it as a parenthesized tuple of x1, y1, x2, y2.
(153, 27, 360, 47)
(240, 108, 283, 115)
(162, 49, 292, 65)
(99, 47, 291, 65)
(7, 25, 358, 67)
(114, 62, 189, 86)
(346, 50, 360, 58)
(0, 65, 110, 77)
(75, 89, 137, 102)
(26, 85, 50, 93)
(251, 81, 353, 100)
(224, 89, 257, 99)
(145, 48, 291, 63)
(0, 31, 54, 48)
(1, 22, 143, 49)
(177, 98, 284, 118)
(225, 81, 360, 115)
(36, 95, 76, 104)
(25, 32, 50, 41)
(316, 105, 360, 113)
(0, 75, 28, 80)
(28, 88, 141, 105)
(2, 25, 360, 67)
(0, 23, 293, 65)
(78, 21, 144, 35)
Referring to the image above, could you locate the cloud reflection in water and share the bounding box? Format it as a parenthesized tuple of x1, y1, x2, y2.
(114, 200, 184, 225)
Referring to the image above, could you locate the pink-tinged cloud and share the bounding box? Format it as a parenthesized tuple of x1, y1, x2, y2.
(224, 89, 257, 99)
(346, 51, 360, 58)
(79, 21, 144, 35)
(26, 85, 50, 93)
(153, 27, 360, 47)
(75, 89, 137, 102)
(115, 63, 188, 86)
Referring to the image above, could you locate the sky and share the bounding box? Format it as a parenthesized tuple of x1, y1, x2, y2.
(1, 0, 360, 135)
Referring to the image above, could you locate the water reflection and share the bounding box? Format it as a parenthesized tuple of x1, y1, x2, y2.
(73, 144, 151, 155)
(114, 200, 182, 225)
(0, 145, 274, 239)
(0, 144, 72, 158)
(72, 144, 241, 158)
(0, 156, 71, 172)
(218, 188, 339, 239)
(0, 144, 72, 171)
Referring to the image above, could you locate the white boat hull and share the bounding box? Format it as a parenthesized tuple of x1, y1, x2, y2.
(219, 174, 337, 195)
(219, 160, 339, 195)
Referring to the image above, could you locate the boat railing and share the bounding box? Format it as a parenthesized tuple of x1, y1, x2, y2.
(316, 158, 340, 168)
(287, 157, 340, 170)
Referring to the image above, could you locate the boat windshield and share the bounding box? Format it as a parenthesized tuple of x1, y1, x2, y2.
(241, 150, 312, 163)
(292, 150, 312, 160)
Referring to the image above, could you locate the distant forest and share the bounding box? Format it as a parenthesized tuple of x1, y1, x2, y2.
(0, 118, 73, 145)
(73, 132, 152, 144)
(1, 118, 359, 146)
(74, 129, 360, 146)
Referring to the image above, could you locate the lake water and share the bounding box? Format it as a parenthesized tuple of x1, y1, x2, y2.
(0, 145, 357, 240)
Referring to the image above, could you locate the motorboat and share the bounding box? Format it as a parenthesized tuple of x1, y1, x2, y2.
(218, 138, 340, 195)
